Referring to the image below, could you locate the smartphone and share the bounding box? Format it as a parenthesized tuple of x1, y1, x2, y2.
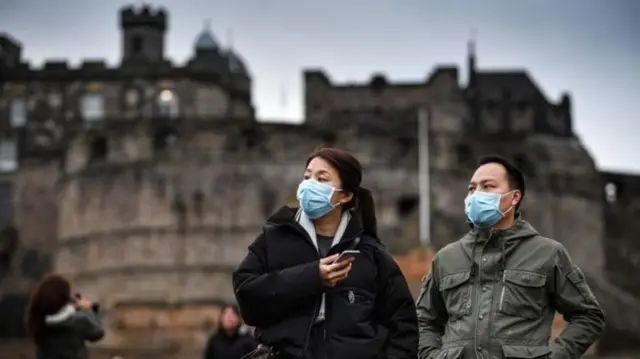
(335, 250, 360, 263)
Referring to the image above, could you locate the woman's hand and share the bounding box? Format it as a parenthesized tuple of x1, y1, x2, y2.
(74, 297, 94, 310)
(319, 254, 354, 287)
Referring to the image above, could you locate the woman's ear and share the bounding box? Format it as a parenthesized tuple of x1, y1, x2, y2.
(340, 192, 354, 206)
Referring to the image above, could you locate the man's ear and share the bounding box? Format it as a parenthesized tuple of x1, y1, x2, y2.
(512, 190, 522, 207)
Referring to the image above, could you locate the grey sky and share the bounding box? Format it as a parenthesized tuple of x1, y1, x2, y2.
(1, 0, 639, 172)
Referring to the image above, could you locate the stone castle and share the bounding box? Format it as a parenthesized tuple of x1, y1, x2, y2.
(1, 4, 639, 358)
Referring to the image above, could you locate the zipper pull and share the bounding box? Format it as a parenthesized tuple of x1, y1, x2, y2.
(501, 271, 506, 284)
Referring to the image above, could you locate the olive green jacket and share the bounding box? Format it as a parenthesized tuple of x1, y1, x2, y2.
(417, 219, 605, 359)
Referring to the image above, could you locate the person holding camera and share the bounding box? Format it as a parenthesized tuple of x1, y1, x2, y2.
(25, 273, 105, 359)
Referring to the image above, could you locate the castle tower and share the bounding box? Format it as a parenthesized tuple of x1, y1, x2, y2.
(467, 30, 477, 89)
(119, 5, 167, 63)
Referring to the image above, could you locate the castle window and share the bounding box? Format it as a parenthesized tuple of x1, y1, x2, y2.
(396, 136, 413, 158)
(193, 190, 204, 217)
(311, 102, 323, 112)
(10, 98, 26, 127)
(514, 154, 536, 179)
(321, 131, 337, 145)
(456, 144, 473, 166)
(48, 92, 62, 109)
(131, 35, 143, 54)
(153, 128, 178, 151)
(157, 90, 179, 118)
(81, 93, 105, 121)
(516, 101, 528, 112)
(486, 100, 499, 112)
(0, 139, 17, 172)
(0, 222, 18, 278)
(89, 137, 108, 163)
(605, 182, 617, 203)
(396, 196, 419, 218)
(125, 88, 140, 108)
(0, 184, 13, 222)
(243, 128, 259, 149)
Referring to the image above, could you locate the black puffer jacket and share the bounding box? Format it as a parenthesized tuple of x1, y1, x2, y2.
(35, 304, 104, 359)
(203, 330, 258, 359)
(232, 206, 418, 359)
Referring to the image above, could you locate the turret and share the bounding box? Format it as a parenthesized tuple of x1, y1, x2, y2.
(119, 5, 168, 63)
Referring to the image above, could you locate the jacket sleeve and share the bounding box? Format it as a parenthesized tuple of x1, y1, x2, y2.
(416, 256, 448, 359)
(242, 334, 259, 356)
(549, 245, 605, 359)
(374, 247, 419, 359)
(73, 309, 105, 342)
(232, 228, 324, 327)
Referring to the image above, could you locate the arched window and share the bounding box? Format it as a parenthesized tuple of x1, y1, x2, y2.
(157, 89, 179, 119)
(10, 98, 27, 127)
(605, 182, 617, 203)
(89, 136, 108, 163)
(0, 139, 17, 172)
(81, 93, 105, 121)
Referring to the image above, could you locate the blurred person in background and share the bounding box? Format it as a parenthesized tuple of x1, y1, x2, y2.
(25, 272, 104, 359)
(203, 304, 258, 359)
(417, 155, 605, 359)
(233, 147, 418, 359)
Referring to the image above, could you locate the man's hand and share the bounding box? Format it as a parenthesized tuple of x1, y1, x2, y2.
(319, 254, 354, 287)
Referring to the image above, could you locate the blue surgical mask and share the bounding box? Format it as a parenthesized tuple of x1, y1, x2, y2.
(464, 191, 514, 228)
(296, 179, 339, 219)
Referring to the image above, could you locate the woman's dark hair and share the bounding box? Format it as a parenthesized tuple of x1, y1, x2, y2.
(24, 273, 72, 338)
(306, 147, 378, 236)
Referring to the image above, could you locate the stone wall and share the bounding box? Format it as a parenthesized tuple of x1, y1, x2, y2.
(0, 161, 58, 339)
(601, 171, 640, 297)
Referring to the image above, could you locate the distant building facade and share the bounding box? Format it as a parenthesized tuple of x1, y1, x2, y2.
(0, 4, 639, 358)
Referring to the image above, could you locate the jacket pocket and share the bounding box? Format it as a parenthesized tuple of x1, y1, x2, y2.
(498, 269, 547, 319)
(567, 266, 597, 303)
(502, 344, 551, 358)
(326, 286, 375, 336)
(440, 271, 472, 319)
(432, 345, 465, 359)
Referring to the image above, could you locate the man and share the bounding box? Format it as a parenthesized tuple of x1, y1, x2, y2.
(417, 155, 605, 359)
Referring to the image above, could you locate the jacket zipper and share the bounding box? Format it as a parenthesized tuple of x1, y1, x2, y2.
(498, 271, 507, 311)
(280, 223, 362, 357)
(472, 235, 480, 359)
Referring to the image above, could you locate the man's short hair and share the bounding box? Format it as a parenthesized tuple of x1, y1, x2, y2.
(477, 155, 526, 211)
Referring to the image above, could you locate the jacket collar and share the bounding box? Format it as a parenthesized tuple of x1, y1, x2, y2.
(267, 206, 364, 241)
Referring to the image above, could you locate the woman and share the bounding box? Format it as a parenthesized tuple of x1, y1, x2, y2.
(233, 147, 418, 359)
(203, 304, 258, 359)
(25, 273, 104, 359)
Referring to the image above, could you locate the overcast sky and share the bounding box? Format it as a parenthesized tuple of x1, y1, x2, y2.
(1, 0, 639, 172)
